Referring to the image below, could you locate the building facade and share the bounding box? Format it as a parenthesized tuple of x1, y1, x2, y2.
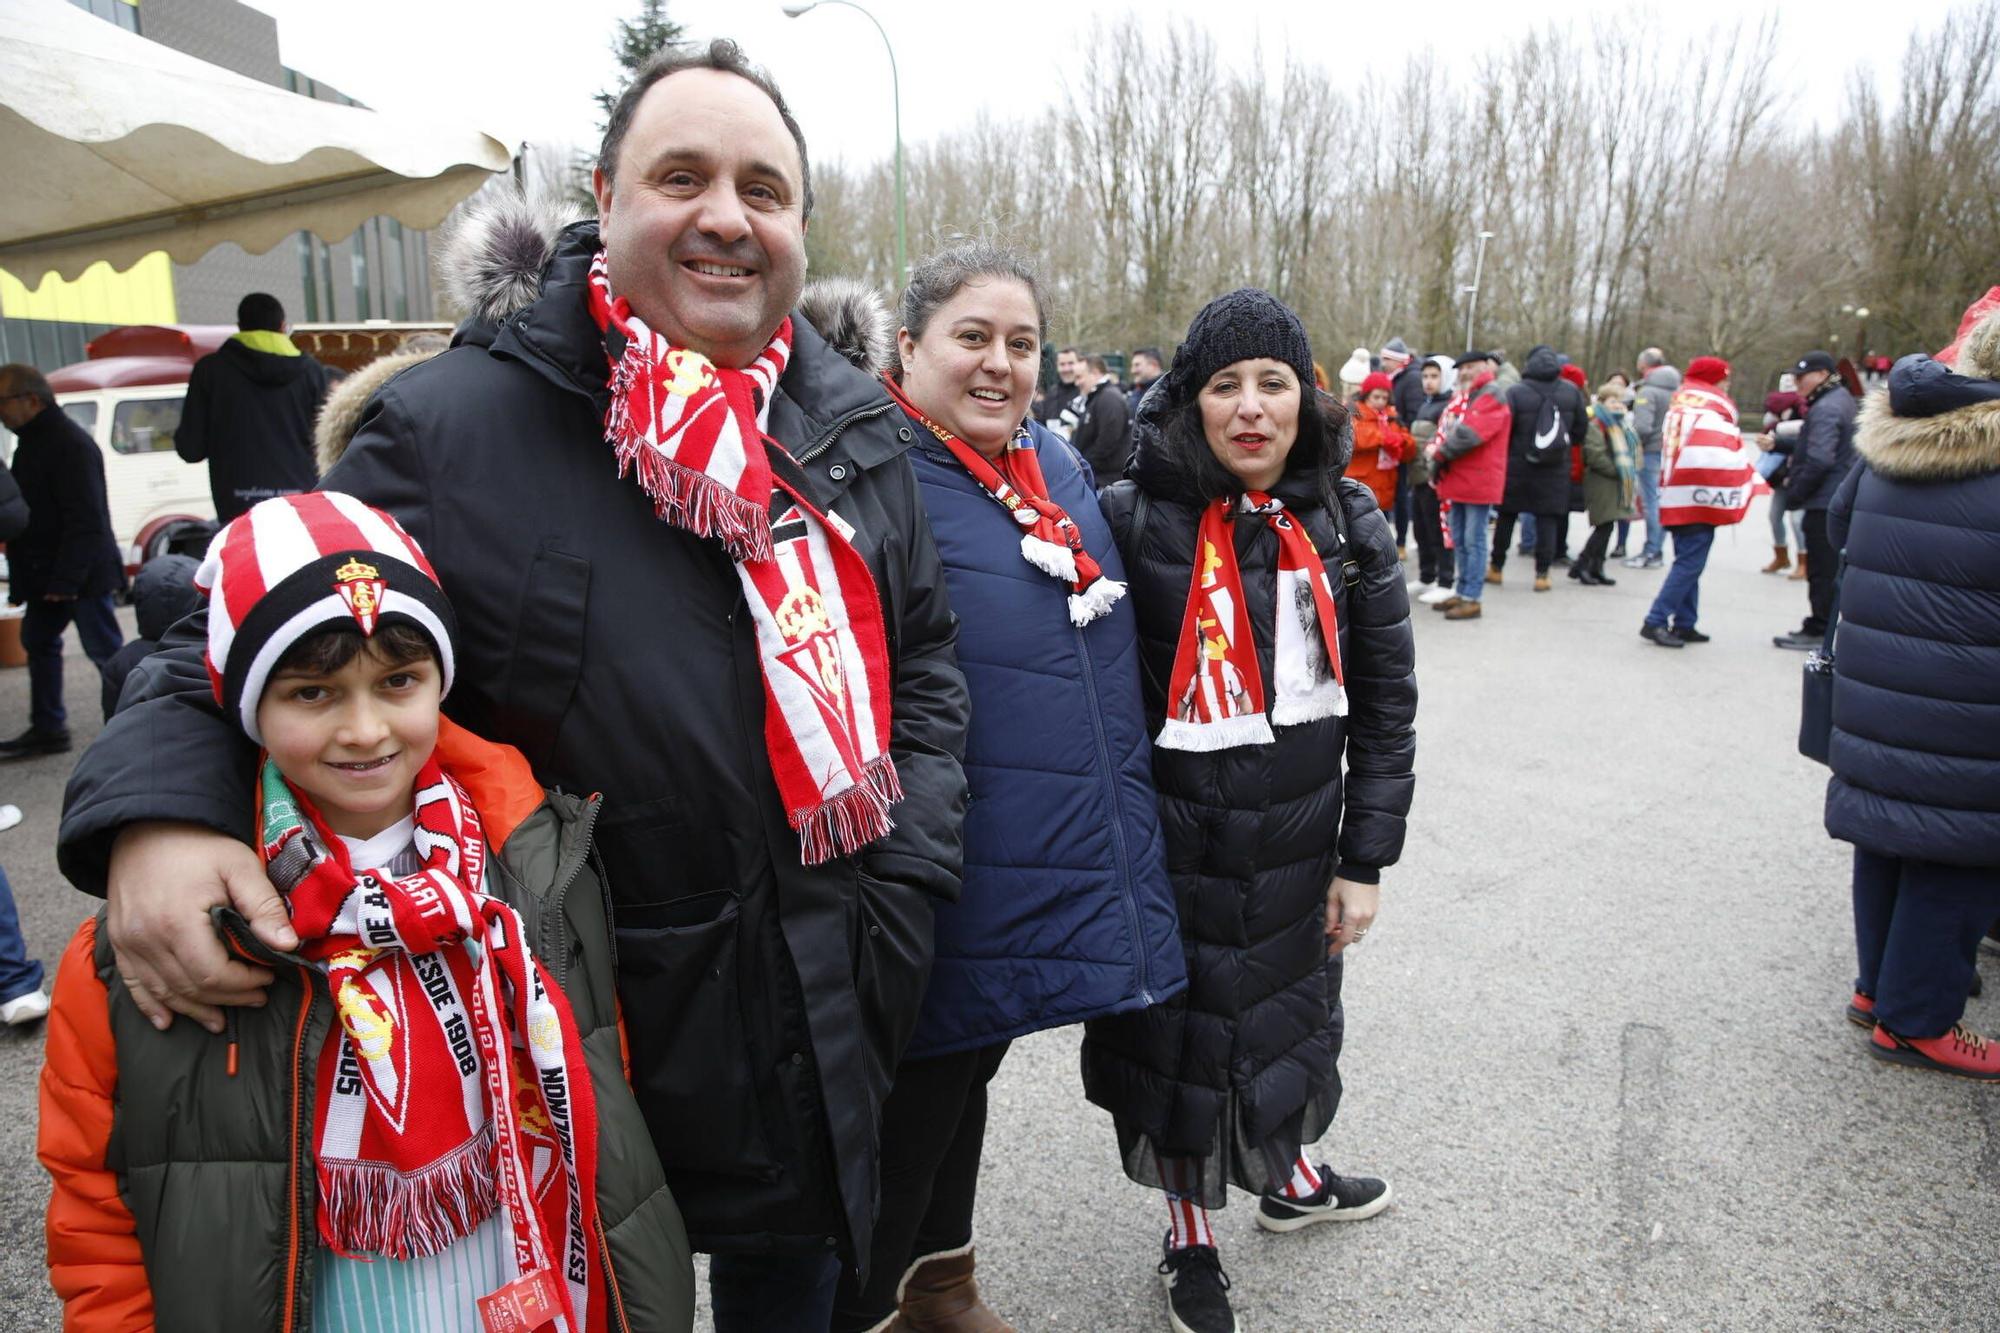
(0, 0, 443, 362)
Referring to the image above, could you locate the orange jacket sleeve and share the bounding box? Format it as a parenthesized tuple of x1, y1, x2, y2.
(38, 916, 154, 1332)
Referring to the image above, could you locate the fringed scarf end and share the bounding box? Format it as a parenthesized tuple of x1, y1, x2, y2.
(1067, 578, 1127, 627)
(316, 1132, 499, 1261)
(793, 755, 903, 865)
(1155, 712, 1277, 752)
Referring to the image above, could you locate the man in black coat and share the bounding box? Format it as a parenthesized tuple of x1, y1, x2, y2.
(1070, 353, 1133, 481)
(174, 291, 329, 523)
(1771, 350, 1858, 649)
(57, 42, 969, 1329)
(0, 364, 125, 757)
(1490, 345, 1589, 590)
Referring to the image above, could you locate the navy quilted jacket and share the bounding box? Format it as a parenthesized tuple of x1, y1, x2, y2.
(902, 419, 1186, 1058)
(1826, 345, 2000, 869)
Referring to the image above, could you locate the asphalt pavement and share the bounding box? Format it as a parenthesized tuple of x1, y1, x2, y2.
(1, 510, 1996, 1331)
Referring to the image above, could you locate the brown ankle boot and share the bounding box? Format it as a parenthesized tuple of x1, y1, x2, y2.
(1762, 545, 1791, 573)
(892, 1247, 1016, 1333)
(1789, 553, 1808, 582)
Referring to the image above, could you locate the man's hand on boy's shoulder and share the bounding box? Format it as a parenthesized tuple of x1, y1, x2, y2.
(107, 821, 295, 1033)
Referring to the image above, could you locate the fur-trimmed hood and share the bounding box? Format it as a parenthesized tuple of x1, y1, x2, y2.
(1855, 309, 2000, 482)
(313, 347, 441, 472)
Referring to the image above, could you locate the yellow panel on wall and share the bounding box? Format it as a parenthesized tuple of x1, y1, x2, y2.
(0, 252, 178, 325)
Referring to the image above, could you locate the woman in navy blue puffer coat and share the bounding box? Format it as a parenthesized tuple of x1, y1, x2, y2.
(810, 249, 1183, 1332)
(1826, 305, 2000, 1081)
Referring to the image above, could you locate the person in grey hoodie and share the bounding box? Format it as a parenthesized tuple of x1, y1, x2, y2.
(1622, 348, 1680, 567)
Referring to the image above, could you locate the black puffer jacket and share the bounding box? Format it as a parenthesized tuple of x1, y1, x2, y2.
(1081, 397, 1417, 1205)
(59, 217, 969, 1276)
(1501, 345, 1589, 515)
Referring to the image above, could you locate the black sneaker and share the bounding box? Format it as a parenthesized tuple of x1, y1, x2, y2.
(0, 727, 71, 758)
(1773, 630, 1820, 651)
(1639, 624, 1684, 649)
(1673, 626, 1712, 644)
(1255, 1168, 1394, 1233)
(1158, 1238, 1236, 1333)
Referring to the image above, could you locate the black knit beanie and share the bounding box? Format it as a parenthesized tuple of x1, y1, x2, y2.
(1164, 288, 1316, 405)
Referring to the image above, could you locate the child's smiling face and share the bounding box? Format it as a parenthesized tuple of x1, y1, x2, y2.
(257, 638, 442, 840)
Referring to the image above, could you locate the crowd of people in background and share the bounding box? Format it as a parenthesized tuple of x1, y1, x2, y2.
(1048, 330, 1869, 657)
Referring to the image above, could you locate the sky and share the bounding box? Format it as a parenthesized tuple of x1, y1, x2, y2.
(244, 0, 1944, 172)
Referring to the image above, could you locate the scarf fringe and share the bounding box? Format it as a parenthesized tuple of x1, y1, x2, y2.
(793, 755, 905, 865)
(317, 1130, 499, 1260)
(612, 432, 773, 562)
(1272, 681, 1349, 725)
(1067, 577, 1127, 627)
(1019, 533, 1079, 582)
(1156, 713, 1277, 752)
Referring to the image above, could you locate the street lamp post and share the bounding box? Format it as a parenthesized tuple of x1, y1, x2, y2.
(1464, 229, 1495, 353)
(782, 0, 906, 290)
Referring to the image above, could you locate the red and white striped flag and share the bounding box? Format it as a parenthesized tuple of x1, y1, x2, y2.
(1657, 383, 1764, 527)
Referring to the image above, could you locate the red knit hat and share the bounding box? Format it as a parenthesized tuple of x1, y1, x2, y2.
(1685, 355, 1732, 385)
(1359, 371, 1394, 397)
(195, 491, 458, 743)
(1558, 364, 1588, 389)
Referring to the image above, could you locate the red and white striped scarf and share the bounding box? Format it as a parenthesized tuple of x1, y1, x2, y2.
(1658, 382, 1762, 527)
(1158, 493, 1346, 752)
(881, 374, 1125, 625)
(259, 758, 605, 1332)
(587, 253, 902, 862)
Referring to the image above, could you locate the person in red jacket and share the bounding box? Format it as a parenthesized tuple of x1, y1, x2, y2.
(1426, 351, 1512, 620)
(1346, 372, 1414, 514)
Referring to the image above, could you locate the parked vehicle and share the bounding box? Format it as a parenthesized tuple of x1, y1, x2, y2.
(0, 321, 448, 575)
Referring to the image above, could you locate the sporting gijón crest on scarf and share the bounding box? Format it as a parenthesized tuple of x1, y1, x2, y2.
(258, 758, 606, 1332)
(587, 251, 902, 862)
(1159, 493, 1348, 751)
(880, 373, 1125, 626)
(1658, 382, 1763, 527)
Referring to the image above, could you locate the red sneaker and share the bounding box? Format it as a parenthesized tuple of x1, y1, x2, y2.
(1871, 1022, 2000, 1081)
(1846, 991, 1875, 1028)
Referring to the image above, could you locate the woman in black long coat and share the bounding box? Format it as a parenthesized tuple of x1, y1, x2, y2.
(1081, 290, 1417, 1333)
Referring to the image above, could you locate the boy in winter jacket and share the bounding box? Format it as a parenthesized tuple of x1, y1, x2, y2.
(1346, 371, 1415, 513)
(39, 493, 693, 1333)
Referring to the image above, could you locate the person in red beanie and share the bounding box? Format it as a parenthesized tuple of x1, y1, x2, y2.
(1640, 356, 1757, 646)
(1346, 371, 1414, 514)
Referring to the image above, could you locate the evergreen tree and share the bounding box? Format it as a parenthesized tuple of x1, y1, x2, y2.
(595, 0, 686, 125)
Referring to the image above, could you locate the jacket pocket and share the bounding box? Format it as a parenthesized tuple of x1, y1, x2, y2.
(613, 892, 780, 1180)
(501, 545, 590, 768)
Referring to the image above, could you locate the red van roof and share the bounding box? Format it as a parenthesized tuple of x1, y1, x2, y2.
(85, 324, 232, 362)
(46, 323, 235, 393)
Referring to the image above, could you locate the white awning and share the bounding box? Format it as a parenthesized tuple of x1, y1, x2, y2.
(0, 0, 512, 287)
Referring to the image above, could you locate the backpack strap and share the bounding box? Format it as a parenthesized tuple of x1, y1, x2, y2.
(1329, 481, 1362, 589)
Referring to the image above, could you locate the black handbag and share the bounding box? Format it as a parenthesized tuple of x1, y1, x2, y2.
(1799, 571, 1841, 764)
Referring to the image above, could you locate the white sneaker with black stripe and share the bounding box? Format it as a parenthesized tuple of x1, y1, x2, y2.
(1255, 1167, 1393, 1233)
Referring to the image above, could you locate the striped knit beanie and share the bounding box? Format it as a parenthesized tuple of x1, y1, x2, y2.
(194, 492, 458, 744)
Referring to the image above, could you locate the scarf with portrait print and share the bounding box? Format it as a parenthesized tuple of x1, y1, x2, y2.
(1158, 492, 1347, 751)
(258, 757, 606, 1331)
(587, 250, 903, 863)
(881, 373, 1125, 626)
